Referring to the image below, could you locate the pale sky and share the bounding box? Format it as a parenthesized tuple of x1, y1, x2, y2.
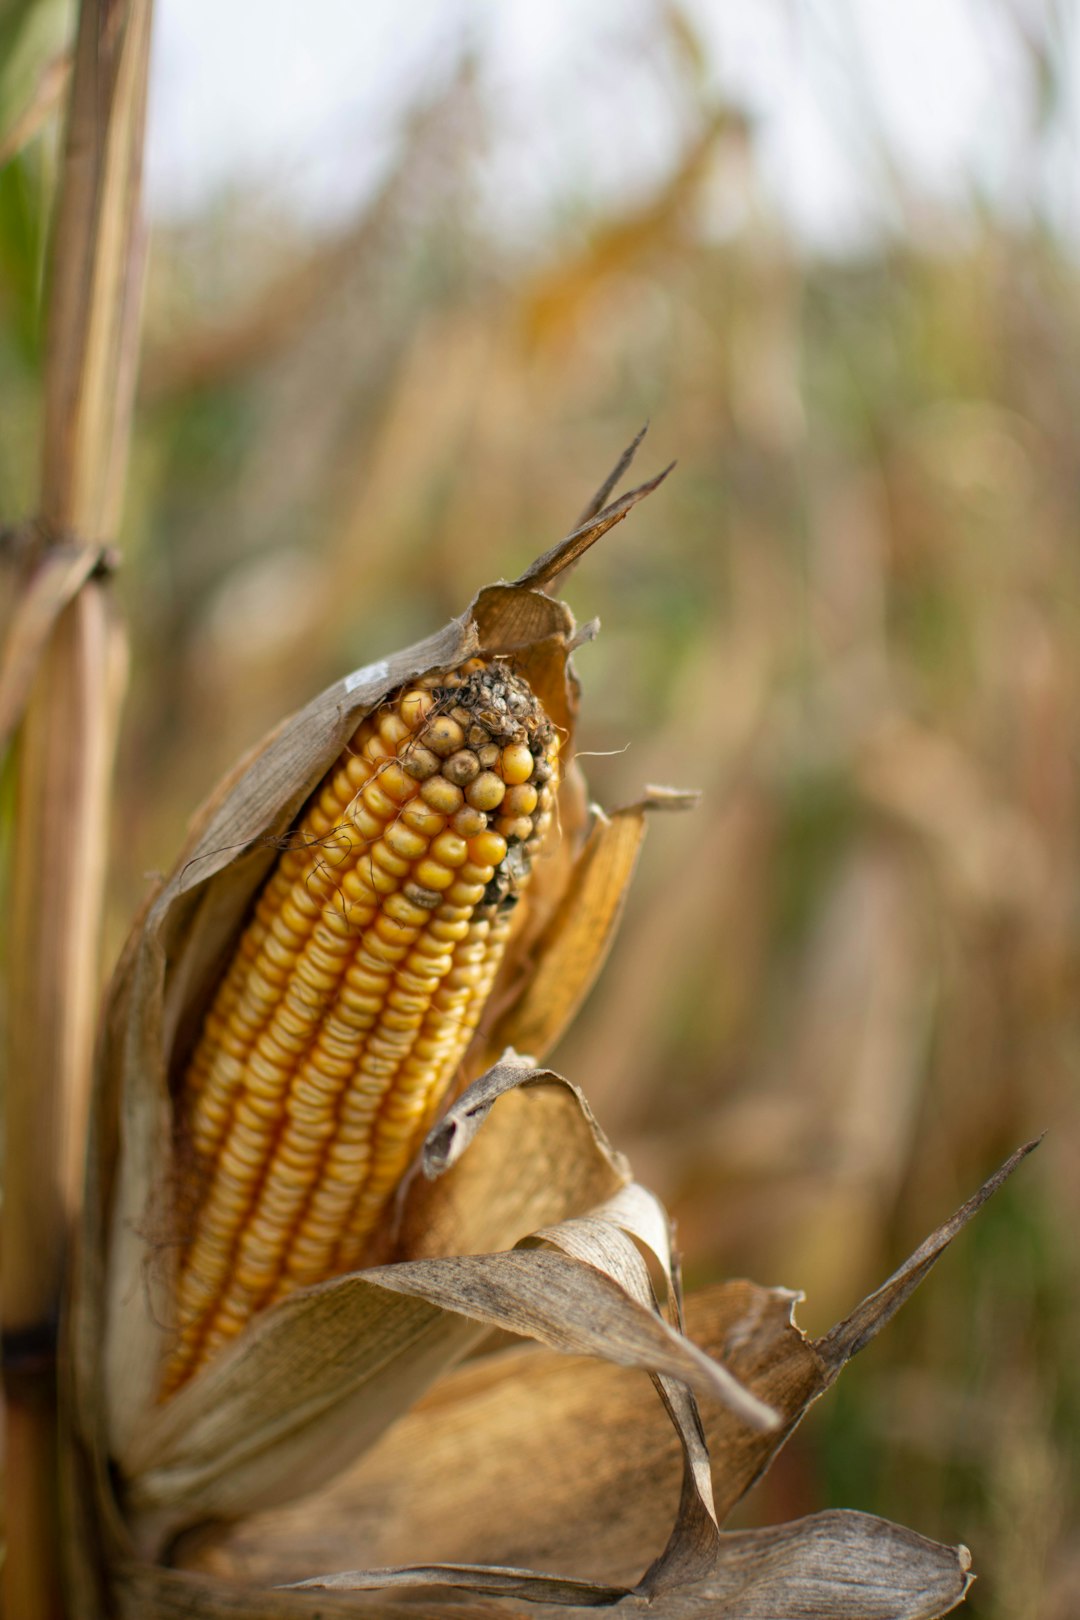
(145, 0, 1078, 252)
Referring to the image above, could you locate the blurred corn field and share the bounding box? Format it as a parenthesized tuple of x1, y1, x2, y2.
(2, 2, 1079, 1616)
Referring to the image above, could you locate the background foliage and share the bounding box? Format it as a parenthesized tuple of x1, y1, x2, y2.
(1, 3, 1077, 1616)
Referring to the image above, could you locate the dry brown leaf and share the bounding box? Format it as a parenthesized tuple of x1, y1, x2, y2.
(397, 1056, 630, 1260)
(173, 1117, 1033, 1620)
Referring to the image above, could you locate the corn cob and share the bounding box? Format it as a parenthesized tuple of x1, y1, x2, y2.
(162, 658, 559, 1394)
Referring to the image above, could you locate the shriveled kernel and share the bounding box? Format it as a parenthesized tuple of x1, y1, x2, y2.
(442, 749, 480, 787)
(449, 706, 472, 727)
(466, 772, 505, 812)
(420, 777, 464, 815)
(477, 743, 500, 768)
(400, 744, 440, 781)
(500, 743, 534, 785)
(466, 724, 490, 749)
(423, 716, 465, 757)
(468, 829, 507, 867)
(403, 881, 443, 909)
(505, 782, 538, 817)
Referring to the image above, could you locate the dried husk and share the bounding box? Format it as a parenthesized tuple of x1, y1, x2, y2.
(148, 1077, 1033, 1617)
(69, 457, 1034, 1618)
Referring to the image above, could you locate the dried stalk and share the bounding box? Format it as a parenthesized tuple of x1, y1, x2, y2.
(2, 1, 152, 1616)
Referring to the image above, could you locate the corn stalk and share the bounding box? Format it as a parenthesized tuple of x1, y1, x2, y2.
(2, 2, 152, 1616)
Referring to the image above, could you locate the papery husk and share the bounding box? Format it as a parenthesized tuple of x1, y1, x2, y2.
(161, 1104, 1034, 1619)
(120, 1058, 774, 1550)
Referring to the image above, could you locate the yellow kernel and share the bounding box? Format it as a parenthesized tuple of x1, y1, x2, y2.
(403, 950, 445, 980)
(375, 913, 419, 947)
(446, 879, 486, 907)
(430, 917, 471, 943)
(399, 689, 435, 728)
(424, 716, 465, 757)
(500, 743, 534, 785)
(362, 781, 396, 821)
(383, 892, 430, 928)
(395, 967, 437, 995)
(383, 820, 429, 861)
(468, 830, 507, 867)
(451, 804, 487, 838)
(459, 860, 495, 885)
(374, 761, 415, 804)
(371, 843, 410, 878)
(387, 987, 428, 1013)
(504, 783, 538, 817)
(353, 860, 399, 897)
(363, 733, 391, 762)
(378, 711, 411, 748)
(421, 776, 464, 815)
(363, 932, 411, 965)
(343, 746, 372, 780)
(413, 857, 454, 892)
(466, 772, 505, 812)
(497, 816, 534, 843)
(349, 805, 385, 842)
(345, 959, 391, 990)
(430, 830, 468, 867)
(400, 800, 447, 837)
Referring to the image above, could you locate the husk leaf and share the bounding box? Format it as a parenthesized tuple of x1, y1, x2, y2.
(172, 1144, 1030, 1618)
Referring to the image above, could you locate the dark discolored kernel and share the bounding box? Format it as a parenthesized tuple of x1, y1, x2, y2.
(424, 716, 466, 757)
(465, 771, 505, 812)
(402, 881, 443, 909)
(443, 749, 481, 787)
(400, 744, 441, 781)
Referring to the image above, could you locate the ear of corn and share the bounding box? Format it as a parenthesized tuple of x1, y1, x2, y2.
(161, 658, 559, 1395)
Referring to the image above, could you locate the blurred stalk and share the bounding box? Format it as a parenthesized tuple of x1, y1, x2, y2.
(2, 1, 152, 1616)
